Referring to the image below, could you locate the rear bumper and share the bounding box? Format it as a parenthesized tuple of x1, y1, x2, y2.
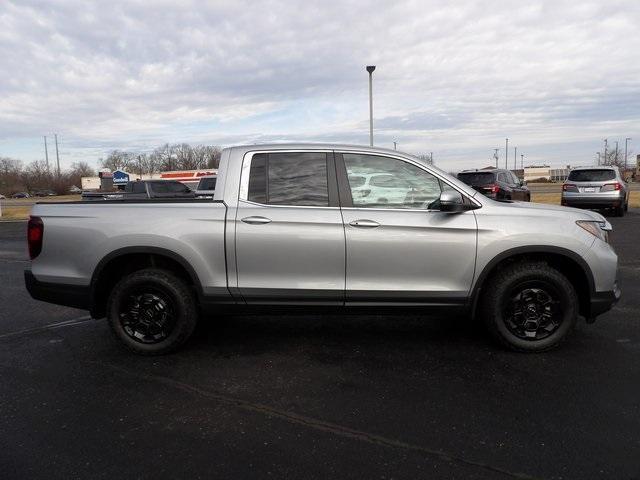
(24, 269, 90, 310)
(562, 192, 625, 208)
(589, 284, 621, 319)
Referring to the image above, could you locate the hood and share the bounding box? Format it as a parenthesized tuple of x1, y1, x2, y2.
(486, 198, 608, 223)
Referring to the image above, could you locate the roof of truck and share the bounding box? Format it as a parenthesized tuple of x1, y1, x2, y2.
(227, 143, 406, 156)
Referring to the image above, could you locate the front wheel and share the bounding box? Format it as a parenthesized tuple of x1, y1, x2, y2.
(480, 262, 578, 352)
(107, 269, 198, 355)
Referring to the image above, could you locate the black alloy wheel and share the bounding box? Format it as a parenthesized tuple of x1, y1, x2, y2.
(119, 287, 177, 344)
(502, 282, 563, 341)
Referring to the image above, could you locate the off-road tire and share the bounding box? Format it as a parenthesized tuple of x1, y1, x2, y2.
(480, 262, 578, 352)
(613, 204, 625, 217)
(107, 268, 198, 355)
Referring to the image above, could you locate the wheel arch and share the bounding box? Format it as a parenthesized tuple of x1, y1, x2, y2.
(471, 246, 595, 319)
(89, 246, 203, 318)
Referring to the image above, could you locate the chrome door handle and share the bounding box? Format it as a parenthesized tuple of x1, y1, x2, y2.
(241, 216, 272, 225)
(349, 219, 380, 228)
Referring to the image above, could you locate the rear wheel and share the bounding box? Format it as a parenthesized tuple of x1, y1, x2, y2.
(107, 268, 198, 355)
(480, 262, 578, 352)
(613, 204, 625, 217)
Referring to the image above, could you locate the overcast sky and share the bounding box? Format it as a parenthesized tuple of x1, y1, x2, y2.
(1, 0, 639, 171)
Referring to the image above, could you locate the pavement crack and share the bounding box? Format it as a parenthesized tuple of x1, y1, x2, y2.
(0, 315, 95, 340)
(89, 360, 542, 480)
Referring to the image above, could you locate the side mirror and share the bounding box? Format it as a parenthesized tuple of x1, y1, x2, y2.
(438, 190, 465, 212)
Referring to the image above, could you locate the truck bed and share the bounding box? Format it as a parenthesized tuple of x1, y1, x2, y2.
(29, 200, 229, 299)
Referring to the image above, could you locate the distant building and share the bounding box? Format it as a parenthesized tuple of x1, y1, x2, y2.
(524, 165, 551, 182)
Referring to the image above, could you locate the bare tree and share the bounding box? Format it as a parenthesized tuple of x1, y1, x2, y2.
(21, 160, 52, 192)
(153, 144, 178, 171)
(0, 157, 24, 194)
(600, 148, 634, 169)
(67, 161, 95, 188)
(100, 150, 135, 172)
(204, 146, 222, 169)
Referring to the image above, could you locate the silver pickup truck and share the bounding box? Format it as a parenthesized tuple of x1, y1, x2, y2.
(25, 144, 620, 354)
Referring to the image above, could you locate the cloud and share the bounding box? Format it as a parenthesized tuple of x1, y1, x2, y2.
(0, 0, 639, 169)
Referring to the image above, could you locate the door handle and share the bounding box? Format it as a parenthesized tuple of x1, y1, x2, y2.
(349, 219, 380, 228)
(241, 216, 272, 225)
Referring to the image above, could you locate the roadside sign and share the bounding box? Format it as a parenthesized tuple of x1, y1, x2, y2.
(112, 170, 130, 185)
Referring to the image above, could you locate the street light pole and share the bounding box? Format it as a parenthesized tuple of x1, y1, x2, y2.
(54, 133, 61, 178)
(521, 154, 524, 171)
(493, 148, 499, 168)
(43, 136, 49, 172)
(505, 138, 508, 169)
(615, 141, 619, 165)
(624, 137, 631, 172)
(366, 66, 376, 146)
(393, 141, 397, 151)
(514, 146, 517, 171)
(604, 139, 608, 165)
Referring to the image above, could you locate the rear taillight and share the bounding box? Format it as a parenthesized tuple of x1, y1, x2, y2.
(27, 216, 44, 259)
(491, 184, 500, 194)
(601, 182, 622, 192)
(562, 184, 578, 192)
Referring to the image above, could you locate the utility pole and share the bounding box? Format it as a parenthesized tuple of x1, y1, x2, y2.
(43, 136, 49, 172)
(596, 152, 601, 165)
(493, 148, 499, 168)
(514, 146, 517, 171)
(615, 141, 619, 165)
(521, 154, 524, 171)
(54, 133, 61, 177)
(505, 138, 509, 169)
(624, 138, 631, 172)
(393, 141, 397, 151)
(430, 152, 434, 165)
(366, 66, 376, 146)
(604, 139, 608, 166)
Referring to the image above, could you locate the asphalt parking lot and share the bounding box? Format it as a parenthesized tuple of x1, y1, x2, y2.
(1, 213, 639, 480)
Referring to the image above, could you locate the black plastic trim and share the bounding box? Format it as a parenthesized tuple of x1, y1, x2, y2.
(24, 269, 90, 310)
(470, 245, 597, 318)
(334, 153, 354, 207)
(327, 153, 340, 207)
(89, 246, 210, 317)
(589, 288, 620, 318)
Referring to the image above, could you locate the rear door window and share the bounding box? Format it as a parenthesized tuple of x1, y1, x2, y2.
(247, 152, 329, 206)
(568, 169, 616, 182)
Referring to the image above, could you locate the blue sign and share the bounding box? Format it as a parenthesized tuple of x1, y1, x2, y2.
(112, 170, 130, 185)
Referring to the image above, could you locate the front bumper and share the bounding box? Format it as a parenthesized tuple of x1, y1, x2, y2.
(24, 269, 90, 310)
(588, 283, 621, 319)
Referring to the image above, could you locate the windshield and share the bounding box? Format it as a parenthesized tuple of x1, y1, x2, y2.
(568, 169, 616, 182)
(457, 172, 496, 186)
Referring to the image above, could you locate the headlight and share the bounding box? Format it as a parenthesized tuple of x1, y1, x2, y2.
(576, 220, 610, 244)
